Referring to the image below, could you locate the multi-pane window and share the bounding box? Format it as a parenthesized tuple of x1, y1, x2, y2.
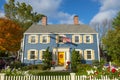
(86, 36, 90, 43)
(84, 49, 94, 60)
(87, 51, 91, 59)
(72, 35, 82, 43)
(42, 51, 46, 59)
(28, 35, 38, 44)
(42, 36, 47, 43)
(30, 51, 35, 59)
(84, 35, 93, 43)
(27, 50, 38, 60)
(39, 50, 46, 60)
(40, 35, 50, 44)
(31, 36, 35, 43)
(75, 36, 79, 43)
(59, 36, 63, 43)
(56, 35, 66, 43)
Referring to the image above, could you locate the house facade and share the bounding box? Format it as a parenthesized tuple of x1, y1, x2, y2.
(21, 16, 100, 67)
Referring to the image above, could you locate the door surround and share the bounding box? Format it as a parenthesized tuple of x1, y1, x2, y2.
(53, 48, 70, 66)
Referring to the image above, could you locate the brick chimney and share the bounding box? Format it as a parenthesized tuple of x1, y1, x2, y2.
(74, 15, 79, 25)
(42, 16, 47, 26)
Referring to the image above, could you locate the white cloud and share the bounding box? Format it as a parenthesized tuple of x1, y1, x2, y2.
(58, 12, 83, 24)
(0, 12, 5, 17)
(90, 0, 120, 25)
(6, 0, 81, 24)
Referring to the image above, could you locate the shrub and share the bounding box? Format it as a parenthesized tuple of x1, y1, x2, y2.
(76, 64, 93, 75)
(42, 47, 52, 70)
(21, 64, 44, 70)
(71, 49, 81, 72)
(10, 61, 22, 69)
(29, 71, 70, 75)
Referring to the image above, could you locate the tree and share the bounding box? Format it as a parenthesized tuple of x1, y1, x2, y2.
(71, 49, 81, 72)
(102, 11, 120, 65)
(102, 28, 120, 64)
(4, 0, 44, 31)
(112, 12, 120, 28)
(43, 47, 52, 70)
(0, 18, 23, 55)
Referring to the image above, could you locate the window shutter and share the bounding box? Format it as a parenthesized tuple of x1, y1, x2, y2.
(40, 35, 43, 43)
(79, 35, 82, 43)
(83, 35, 86, 43)
(56, 36, 58, 43)
(84, 50, 87, 60)
(79, 50, 83, 59)
(72, 35, 75, 43)
(79, 50, 83, 55)
(35, 35, 38, 43)
(39, 50, 43, 60)
(27, 50, 30, 60)
(47, 35, 50, 43)
(92, 50, 95, 60)
(28, 35, 31, 43)
(35, 50, 38, 60)
(90, 35, 93, 43)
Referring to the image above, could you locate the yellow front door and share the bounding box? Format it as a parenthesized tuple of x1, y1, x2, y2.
(58, 52, 64, 66)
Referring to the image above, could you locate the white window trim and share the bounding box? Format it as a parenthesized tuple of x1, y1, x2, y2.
(39, 49, 46, 60)
(57, 34, 66, 44)
(84, 35, 93, 44)
(40, 35, 50, 44)
(75, 49, 83, 59)
(27, 49, 38, 60)
(84, 49, 94, 60)
(28, 35, 38, 44)
(73, 35, 82, 44)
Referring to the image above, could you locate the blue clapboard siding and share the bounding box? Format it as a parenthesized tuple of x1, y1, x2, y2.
(22, 33, 99, 65)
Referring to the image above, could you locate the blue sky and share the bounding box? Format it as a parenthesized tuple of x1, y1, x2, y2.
(0, 0, 120, 25)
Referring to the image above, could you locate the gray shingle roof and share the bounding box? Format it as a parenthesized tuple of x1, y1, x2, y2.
(25, 24, 97, 34)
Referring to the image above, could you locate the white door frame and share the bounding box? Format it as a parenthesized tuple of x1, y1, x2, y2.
(53, 48, 70, 66)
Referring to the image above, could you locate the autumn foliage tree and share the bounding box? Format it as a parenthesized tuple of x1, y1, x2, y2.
(0, 18, 23, 55)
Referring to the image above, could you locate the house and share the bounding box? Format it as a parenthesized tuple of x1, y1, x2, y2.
(21, 16, 100, 68)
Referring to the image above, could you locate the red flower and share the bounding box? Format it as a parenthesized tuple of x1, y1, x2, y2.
(52, 61, 55, 65)
(67, 61, 71, 64)
(94, 71, 98, 75)
(111, 68, 116, 73)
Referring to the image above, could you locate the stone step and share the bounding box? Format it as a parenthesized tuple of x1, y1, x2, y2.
(51, 66, 66, 71)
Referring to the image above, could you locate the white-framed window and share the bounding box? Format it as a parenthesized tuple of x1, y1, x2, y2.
(72, 35, 82, 43)
(28, 35, 38, 44)
(56, 35, 66, 43)
(39, 49, 46, 60)
(27, 49, 38, 60)
(40, 35, 50, 44)
(84, 49, 95, 60)
(83, 35, 93, 43)
(75, 49, 83, 59)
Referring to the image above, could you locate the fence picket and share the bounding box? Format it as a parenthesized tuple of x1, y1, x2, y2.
(0, 74, 119, 80)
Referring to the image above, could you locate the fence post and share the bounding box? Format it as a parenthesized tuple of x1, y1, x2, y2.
(70, 73, 75, 80)
(0, 73, 5, 80)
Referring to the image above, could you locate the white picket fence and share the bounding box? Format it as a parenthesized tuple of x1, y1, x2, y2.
(0, 73, 119, 80)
